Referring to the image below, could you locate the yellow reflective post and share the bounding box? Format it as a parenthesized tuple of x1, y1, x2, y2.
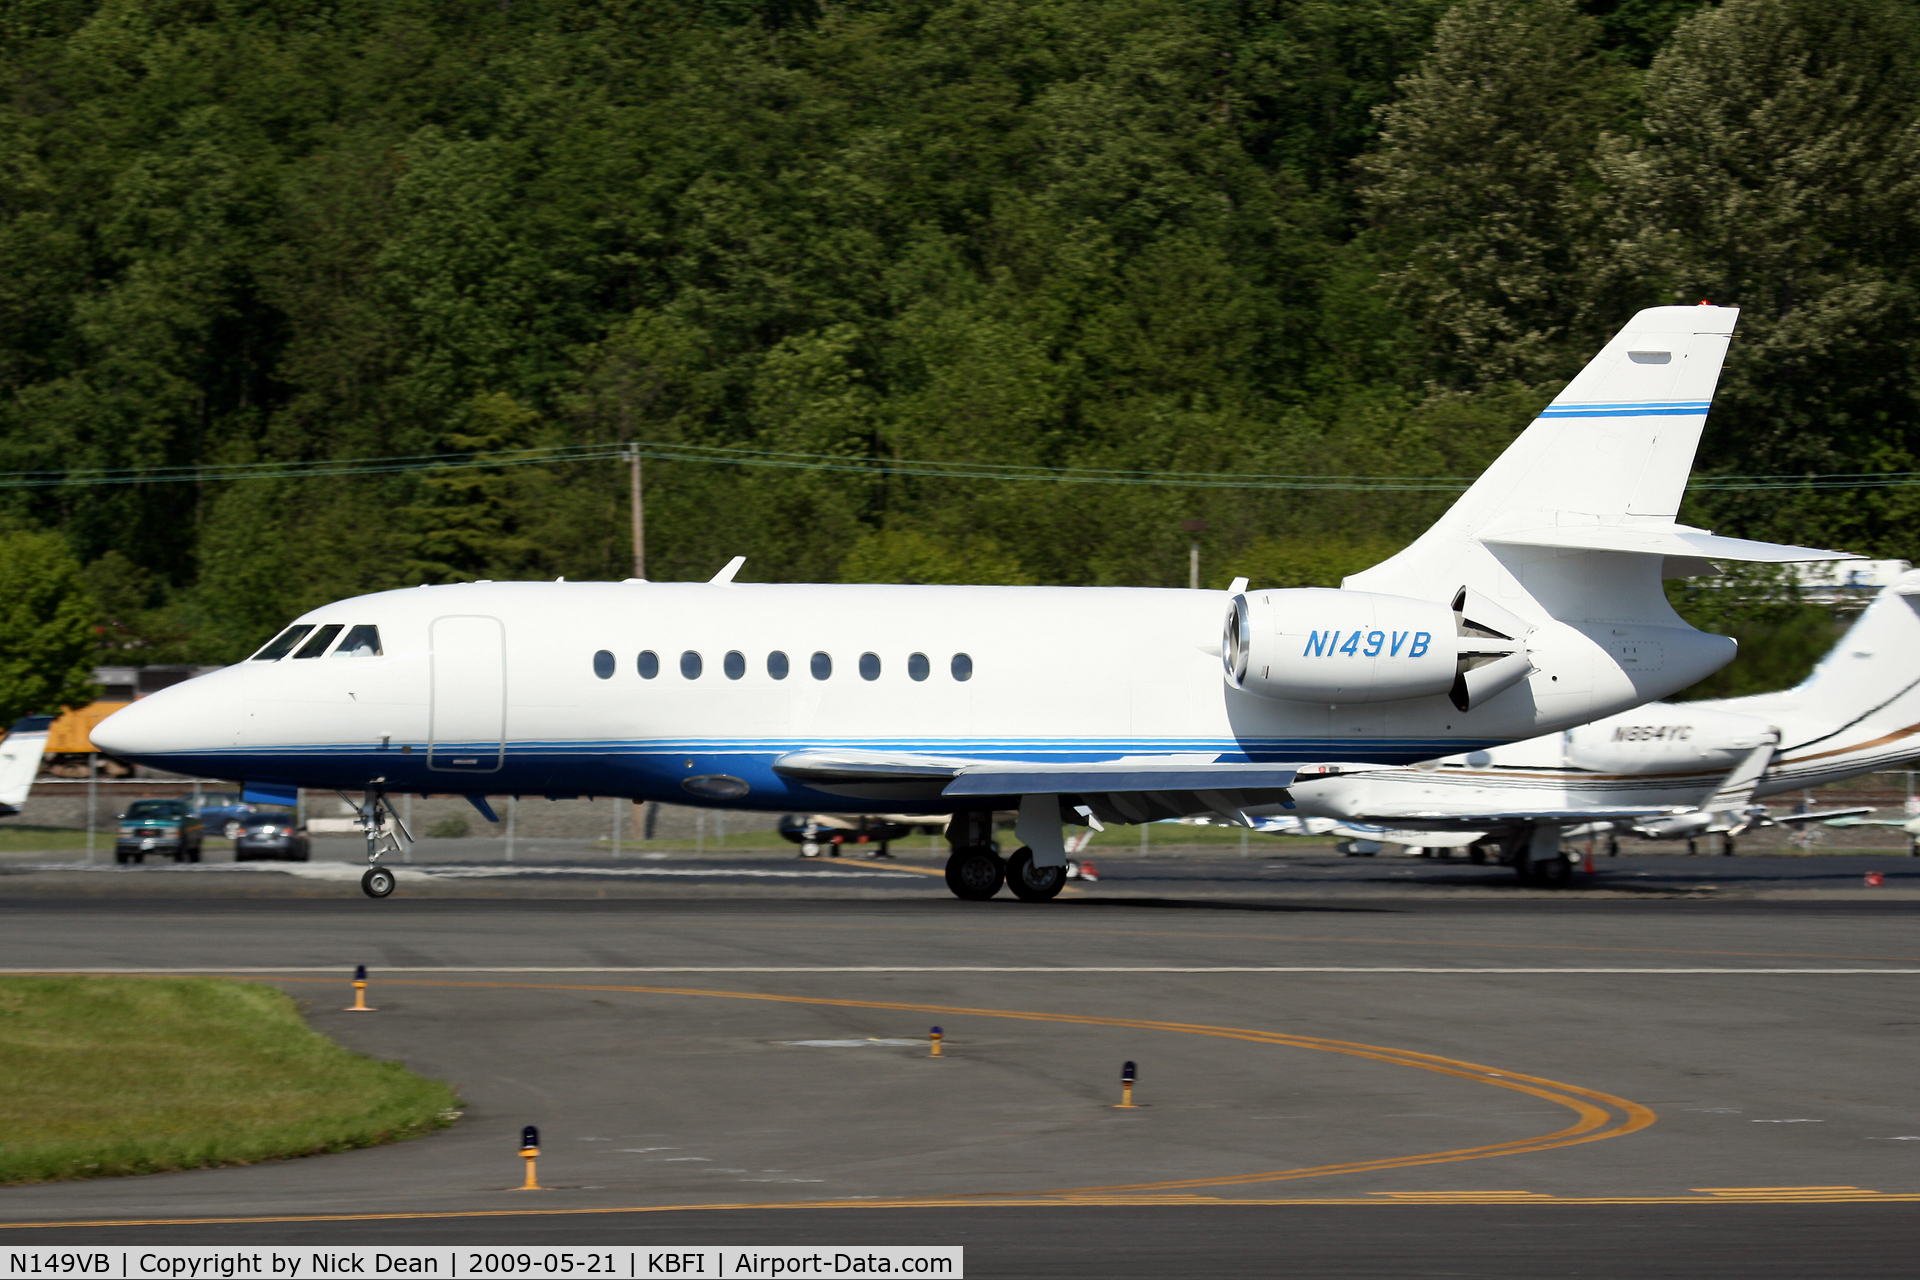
(346, 964, 375, 1012)
(519, 1125, 541, 1190)
(929, 1026, 943, 1057)
(1116, 1060, 1138, 1109)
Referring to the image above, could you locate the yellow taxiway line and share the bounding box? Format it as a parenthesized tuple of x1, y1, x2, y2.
(7, 1190, 1919, 1231)
(0, 973, 1663, 1228)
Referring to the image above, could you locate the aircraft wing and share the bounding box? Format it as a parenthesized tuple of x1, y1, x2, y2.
(1260, 818, 1487, 847)
(1808, 809, 1891, 826)
(1338, 807, 1678, 831)
(771, 749, 1298, 822)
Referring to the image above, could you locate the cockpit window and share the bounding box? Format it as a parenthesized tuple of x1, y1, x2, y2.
(332, 625, 382, 657)
(252, 625, 314, 661)
(293, 624, 344, 659)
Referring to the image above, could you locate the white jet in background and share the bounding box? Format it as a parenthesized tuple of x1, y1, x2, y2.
(0, 715, 53, 819)
(92, 305, 1850, 900)
(1280, 570, 1920, 882)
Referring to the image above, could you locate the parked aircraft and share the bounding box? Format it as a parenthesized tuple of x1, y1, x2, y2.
(0, 715, 53, 819)
(1282, 570, 1920, 883)
(92, 305, 1848, 900)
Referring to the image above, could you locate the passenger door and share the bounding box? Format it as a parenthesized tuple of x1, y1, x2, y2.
(428, 615, 506, 773)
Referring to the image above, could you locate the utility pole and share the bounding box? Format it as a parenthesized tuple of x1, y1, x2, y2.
(1182, 519, 1207, 589)
(628, 445, 645, 580)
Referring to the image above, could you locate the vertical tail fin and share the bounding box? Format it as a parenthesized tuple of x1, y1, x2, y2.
(0, 715, 54, 811)
(1717, 570, 1920, 745)
(1348, 305, 1844, 627)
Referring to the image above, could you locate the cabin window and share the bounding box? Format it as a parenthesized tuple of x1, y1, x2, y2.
(768, 651, 789, 680)
(638, 650, 659, 679)
(951, 652, 973, 682)
(811, 651, 832, 680)
(908, 652, 930, 682)
(681, 650, 703, 679)
(859, 652, 881, 681)
(292, 624, 344, 659)
(333, 625, 382, 657)
(593, 650, 615, 679)
(252, 625, 313, 661)
(724, 650, 746, 680)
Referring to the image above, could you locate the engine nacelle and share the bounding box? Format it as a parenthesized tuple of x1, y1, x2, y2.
(1223, 587, 1532, 709)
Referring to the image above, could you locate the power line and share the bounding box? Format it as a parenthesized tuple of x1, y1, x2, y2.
(0, 439, 1916, 494)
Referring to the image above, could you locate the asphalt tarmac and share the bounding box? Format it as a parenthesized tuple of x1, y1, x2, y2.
(2, 859, 1918, 1276)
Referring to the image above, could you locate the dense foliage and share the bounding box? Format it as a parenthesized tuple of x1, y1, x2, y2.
(1, 0, 1915, 687)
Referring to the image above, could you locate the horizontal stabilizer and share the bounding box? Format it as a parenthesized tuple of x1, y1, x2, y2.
(1480, 523, 1848, 563)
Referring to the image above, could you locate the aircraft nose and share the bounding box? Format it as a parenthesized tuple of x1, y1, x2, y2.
(91, 667, 244, 761)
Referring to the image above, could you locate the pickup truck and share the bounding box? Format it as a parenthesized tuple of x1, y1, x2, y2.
(115, 799, 206, 864)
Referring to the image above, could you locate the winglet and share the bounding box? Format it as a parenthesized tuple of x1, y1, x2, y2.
(710, 556, 746, 584)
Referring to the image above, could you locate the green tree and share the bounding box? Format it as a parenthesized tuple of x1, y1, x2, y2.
(1360, 0, 1634, 386)
(1595, 0, 1920, 551)
(0, 530, 98, 724)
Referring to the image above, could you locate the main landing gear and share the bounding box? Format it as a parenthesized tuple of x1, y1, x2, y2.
(1005, 847, 1066, 901)
(354, 788, 411, 899)
(942, 812, 1067, 902)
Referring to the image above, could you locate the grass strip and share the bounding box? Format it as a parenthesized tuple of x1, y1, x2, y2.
(0, 976, 458, 1184)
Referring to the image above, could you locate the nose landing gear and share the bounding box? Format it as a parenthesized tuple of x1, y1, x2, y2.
(353, 787, 411, 899)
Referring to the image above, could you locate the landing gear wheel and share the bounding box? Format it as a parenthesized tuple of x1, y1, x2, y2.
(1721, 834, 1736, 857)
(361, 866, 396, 899)
(186, 843, 201, 863)
(800, 841, 821, 858)
(1467, 843, 1489, 865)
(944, 847, 1004, 901)
(1005, 847, 1066, 902)
(1532, 856, 1574, 889)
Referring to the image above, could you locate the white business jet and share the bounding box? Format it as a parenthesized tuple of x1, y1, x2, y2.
(92, 305, 1845, 900)
(1282, 570, 1920, 882)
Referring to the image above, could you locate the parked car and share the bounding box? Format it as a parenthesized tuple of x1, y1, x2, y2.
(232, 812, 310, 862)
(115, 800, 205, 864)
(195, 793, 259, 838)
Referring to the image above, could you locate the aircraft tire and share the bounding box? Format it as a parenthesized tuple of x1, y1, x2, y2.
(1005, 847, 1065, 902)
(944, 847, 1004, 901)
(361, 866, 396, 899)
(1467, 844, 1488, 865)
(1533, 856, 1574, 890)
